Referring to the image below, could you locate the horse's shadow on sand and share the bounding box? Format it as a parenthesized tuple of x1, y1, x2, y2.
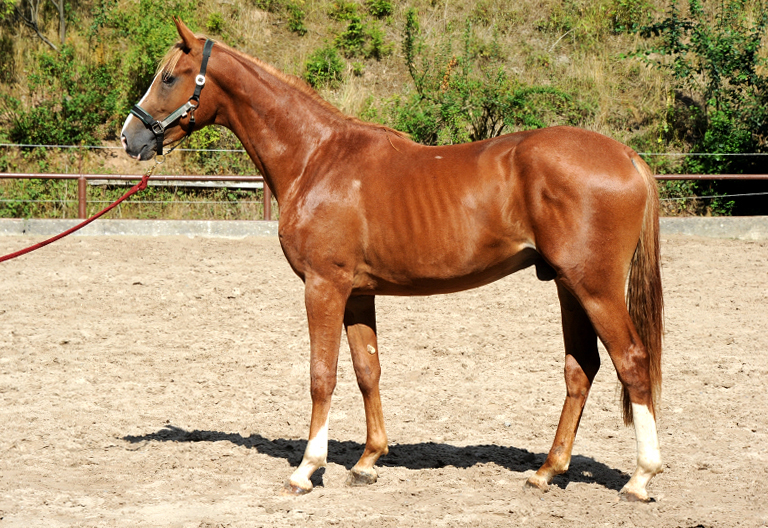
(123, 425, 629, 492)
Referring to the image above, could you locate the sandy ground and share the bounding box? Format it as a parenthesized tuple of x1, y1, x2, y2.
(0, 234, 766, 527)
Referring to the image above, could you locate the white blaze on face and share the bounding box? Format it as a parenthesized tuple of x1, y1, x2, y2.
(121, 72, 162, 140)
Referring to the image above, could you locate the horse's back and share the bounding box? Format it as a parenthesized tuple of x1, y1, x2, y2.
(281, 125, 649, 295)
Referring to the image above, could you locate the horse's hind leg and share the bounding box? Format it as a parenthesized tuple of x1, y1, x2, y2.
(572, 287, 662, 501)
(343, 295, 389, 486)
(527, 281, 600, 491)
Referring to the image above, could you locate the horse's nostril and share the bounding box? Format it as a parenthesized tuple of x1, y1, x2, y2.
(121, 135, 128, 150)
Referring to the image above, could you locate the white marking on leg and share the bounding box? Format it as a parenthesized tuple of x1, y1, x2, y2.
(367, 344, 376, 355)
(621, 403, 662, 499)
(289, 415, 330, 490)
(632, 403, 661, 473)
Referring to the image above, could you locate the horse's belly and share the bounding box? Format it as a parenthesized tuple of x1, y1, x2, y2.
(357, 244, 539, 295)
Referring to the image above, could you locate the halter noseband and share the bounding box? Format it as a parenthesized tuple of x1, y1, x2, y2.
(130, 39, 215, 156)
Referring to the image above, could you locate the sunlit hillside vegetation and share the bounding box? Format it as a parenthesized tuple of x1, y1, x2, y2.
(1, 0, 767, 216)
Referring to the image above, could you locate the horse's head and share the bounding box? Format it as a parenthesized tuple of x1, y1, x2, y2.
(121, 18, 215, 161)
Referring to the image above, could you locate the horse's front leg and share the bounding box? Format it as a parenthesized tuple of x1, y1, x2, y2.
(343, 295, 388, 486)
(284, 275, 349, 495)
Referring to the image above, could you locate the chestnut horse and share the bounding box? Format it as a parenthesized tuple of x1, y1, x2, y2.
(121, 19, 663, 501)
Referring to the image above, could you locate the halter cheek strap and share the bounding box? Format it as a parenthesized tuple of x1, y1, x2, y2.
(130, 39, 215, 156)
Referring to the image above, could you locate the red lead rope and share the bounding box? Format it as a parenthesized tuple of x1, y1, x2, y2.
(0, 172, 152, 263)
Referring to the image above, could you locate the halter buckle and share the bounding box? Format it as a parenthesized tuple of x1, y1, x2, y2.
(150, 121, 164, 136)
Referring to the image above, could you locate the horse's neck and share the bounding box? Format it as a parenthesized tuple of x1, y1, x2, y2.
(216, 52, 345, 203)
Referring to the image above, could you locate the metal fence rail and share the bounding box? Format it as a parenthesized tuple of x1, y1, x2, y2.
(2, 172, 768, 220)
(0, 172, 273, 220)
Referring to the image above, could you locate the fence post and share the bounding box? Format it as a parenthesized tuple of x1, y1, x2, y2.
(77, 146, 87, 219)
(78, 175, 87, 219)
(263, 181, 272, 221)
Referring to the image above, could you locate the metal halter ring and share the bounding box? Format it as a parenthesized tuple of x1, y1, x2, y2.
(195, 74, 206, 86)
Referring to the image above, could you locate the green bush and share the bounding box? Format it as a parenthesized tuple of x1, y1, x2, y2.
(639, 0, 768, 214)
(390, 10, 584, 145)
(335, 15, 392, 59)
(4, 45, 121, 144)
(206, 12, 224, 33)
(365, 0, 392, 19)
(365, 20, 392, 60)
(304, 46, 345, 88)
(610, 0, 653, 34)
(286, 2, 308, 36)
(251, 0, 283, 13)
(328, 0, 358, 21)
(336, 15, 367, 56)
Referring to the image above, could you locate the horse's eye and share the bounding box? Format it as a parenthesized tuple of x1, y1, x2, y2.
(162, 74, 175, 85)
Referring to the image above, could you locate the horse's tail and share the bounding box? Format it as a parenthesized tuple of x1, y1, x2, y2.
(623, 155, 664, 426)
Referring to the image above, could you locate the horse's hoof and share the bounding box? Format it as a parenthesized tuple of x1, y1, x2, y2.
(282, 479, 312, 496)
(524, 474, 550, 492)
(346, 468, 378, 486)
(618, 487, 653, 503)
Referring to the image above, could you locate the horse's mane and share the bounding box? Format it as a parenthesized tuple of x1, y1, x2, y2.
(158, 38, 409, 139)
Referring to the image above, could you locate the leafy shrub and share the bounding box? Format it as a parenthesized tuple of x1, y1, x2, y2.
(328, 0, 358, 21)
(639, 0, 768, 214)
(365, 0, 392, 19)
(251, 0, 283, 13)
(206, 12, 224, 33)
(335, 15, 367, 56)
(390, 10, 584, 145)
(365, 20, 392, 59)
(304, 46, 344, 88)
(4, 46, 121, 144)
(335, 16, 391, 59)
(182, 125, 251, 176)
(610, 0, 653, 34)
(287, 2, 308, 36)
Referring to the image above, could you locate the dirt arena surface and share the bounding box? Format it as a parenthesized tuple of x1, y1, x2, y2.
(0, 234, 766, 527)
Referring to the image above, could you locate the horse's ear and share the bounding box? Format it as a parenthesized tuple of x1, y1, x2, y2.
(173, 17, 198, 52)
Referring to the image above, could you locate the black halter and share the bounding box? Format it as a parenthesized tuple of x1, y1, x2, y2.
(130, 39, 215, 156)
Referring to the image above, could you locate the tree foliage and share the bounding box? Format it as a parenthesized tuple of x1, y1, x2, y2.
(390, 9, 586, 145)
(639, 0, 768, 214)
(641, 0, 768, 174)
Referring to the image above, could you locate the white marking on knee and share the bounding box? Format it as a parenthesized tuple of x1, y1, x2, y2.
(631, 403, 662, 473)
(367, 344, 376, 355)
